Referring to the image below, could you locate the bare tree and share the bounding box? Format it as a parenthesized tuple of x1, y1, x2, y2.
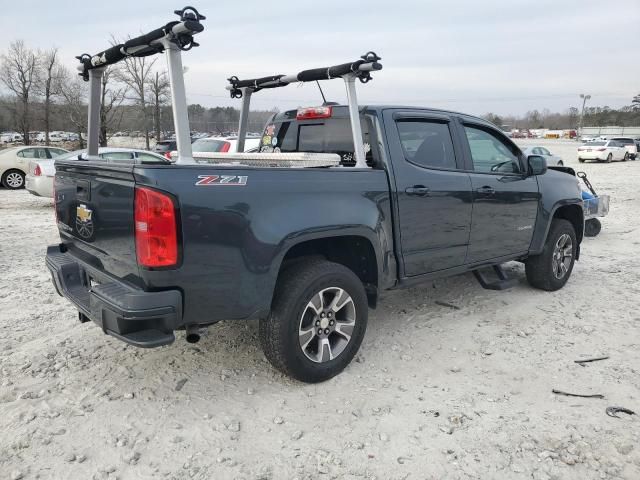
(39, 48, 66, 143)
(117, 52, 156, 149)
(0, 40, 40, 144)
(147, 70, 170, 141)
(99, 67, 127, 147)
(60, 73, 88, 149)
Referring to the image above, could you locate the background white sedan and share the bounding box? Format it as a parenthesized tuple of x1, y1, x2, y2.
(578, 140, 629, 163)
(521, 146, 564, 166)
(25, 147, 169, 198)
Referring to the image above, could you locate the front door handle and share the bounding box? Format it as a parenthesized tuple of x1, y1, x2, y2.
(475, 185, 496, 195)
(405, 185, 430, 196)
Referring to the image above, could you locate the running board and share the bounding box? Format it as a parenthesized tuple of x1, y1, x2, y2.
(473, 265, 517, 291)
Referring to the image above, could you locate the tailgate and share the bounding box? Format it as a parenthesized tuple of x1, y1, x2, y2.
(54, 160, 140, 283)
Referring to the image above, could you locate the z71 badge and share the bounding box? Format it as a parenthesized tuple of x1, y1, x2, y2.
(195, 175, 248, 186)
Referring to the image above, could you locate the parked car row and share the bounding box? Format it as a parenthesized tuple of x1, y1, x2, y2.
(1, 131, 81, 144)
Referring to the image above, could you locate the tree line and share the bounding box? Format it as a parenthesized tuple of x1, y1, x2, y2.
(0, 40, 275, 147)
(484, 98, 640, 131)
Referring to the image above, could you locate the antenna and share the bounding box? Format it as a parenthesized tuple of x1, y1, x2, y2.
(316, 80, 327, 105)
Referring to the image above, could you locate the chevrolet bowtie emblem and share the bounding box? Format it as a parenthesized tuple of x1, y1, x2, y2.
(76, 204, 93, 222)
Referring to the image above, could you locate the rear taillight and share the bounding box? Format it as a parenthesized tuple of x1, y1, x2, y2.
(134, 187, 178, 268)
(164, 152, 172, 160)
(296, 106, 333, 120)
(220, 142, 231, 152)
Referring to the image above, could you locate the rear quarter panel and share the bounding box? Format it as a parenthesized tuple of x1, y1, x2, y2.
(134, 166, 394, 324)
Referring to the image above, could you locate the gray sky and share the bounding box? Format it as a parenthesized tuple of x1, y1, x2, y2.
(1, 0, 638, 116)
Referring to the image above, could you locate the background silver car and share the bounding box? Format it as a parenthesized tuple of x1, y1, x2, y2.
(521, 146, 564, 166)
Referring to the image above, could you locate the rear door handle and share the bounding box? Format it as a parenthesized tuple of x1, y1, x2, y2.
(405, 185, 430, 196)
(475, 186, 496, 195)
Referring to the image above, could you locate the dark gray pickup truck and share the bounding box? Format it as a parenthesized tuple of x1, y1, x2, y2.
(47, 104, 584, 382)
(45, 12, 583, 381)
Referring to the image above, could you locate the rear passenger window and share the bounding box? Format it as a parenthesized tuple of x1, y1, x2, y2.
(396, 120, 457, 169)
(464, 125, 522, 174)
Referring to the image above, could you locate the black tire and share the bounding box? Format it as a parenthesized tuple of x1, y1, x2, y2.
(558, 161, 564, 166)
(606, 153, 612, 163)
(622, 153, 629, 162)
(584, 218, 602, 237)
(1, 169, 25, 189)
(525, 219, 577, 291)
(259, 259, 368, 383)
(578, 158, 585, 163)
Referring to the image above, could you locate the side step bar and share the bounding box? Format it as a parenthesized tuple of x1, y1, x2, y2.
(473, 264, 517, 291)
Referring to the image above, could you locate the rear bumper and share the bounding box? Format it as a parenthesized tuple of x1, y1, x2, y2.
(26, 175, 53, 198)
(46, 244, 182, 348)
(578, 151, 607, 160)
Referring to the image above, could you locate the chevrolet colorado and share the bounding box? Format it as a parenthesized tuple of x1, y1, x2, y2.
(46, 8, 584, 382)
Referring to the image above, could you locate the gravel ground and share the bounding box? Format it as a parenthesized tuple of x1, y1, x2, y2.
(1, 140, 639, 480)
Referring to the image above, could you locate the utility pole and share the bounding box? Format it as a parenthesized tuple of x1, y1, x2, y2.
(577, 93, 591, 141)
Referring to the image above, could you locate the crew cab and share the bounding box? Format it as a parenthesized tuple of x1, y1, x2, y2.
(47, 105, 584, 382)
(45, 14, 584, 382)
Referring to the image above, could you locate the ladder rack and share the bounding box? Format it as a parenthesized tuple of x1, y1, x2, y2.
(226, 52, 382, 168)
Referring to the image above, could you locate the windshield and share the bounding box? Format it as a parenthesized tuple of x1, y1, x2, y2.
(192, 139, 230, 152)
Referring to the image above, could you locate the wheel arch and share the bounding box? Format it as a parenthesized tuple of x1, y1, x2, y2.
(275, 233, 381, 309)
(553, 203, 584, 245)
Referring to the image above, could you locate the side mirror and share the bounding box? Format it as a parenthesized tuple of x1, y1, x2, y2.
(528, 155, 547, 176)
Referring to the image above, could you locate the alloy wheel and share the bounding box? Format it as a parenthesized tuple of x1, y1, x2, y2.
(298, 287, 356, 363)
(552, 234, 573, 279)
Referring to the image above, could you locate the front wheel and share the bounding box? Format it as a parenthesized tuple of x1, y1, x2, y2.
(525, 219, 577, 291)
(606, 153, 612, 163)
(259, 259, 368, 383)
(622, 152, 629, 162)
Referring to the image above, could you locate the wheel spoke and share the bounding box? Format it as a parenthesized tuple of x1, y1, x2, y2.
(563, 246, 572, 257)
(298, 326, 316, 351)
(327, 288, 344, 312)
(559, 262, 568, 276)
(317, 337, 333, 363)
(307, 293, 323, 315)
(328, 288, 353, 313)
(335, 321, 354, 341)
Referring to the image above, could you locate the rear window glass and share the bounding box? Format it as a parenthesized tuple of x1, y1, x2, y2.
(261, 116, 372, 167)
(154, 142, 174, 151)
(612, 138, 633, 145)
(588, 142, 606, 146)
(396, 120, 457, 170)
(192, 139, 229, 152)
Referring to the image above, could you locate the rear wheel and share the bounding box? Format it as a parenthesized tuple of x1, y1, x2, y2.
(578, 158, 585, 163)
(606, 153, 612, 163)
(1, 170, 25, 189)
(525, 219, 577, 291)
(259, 259, 368, 383)
(622, 152, 629, 162)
